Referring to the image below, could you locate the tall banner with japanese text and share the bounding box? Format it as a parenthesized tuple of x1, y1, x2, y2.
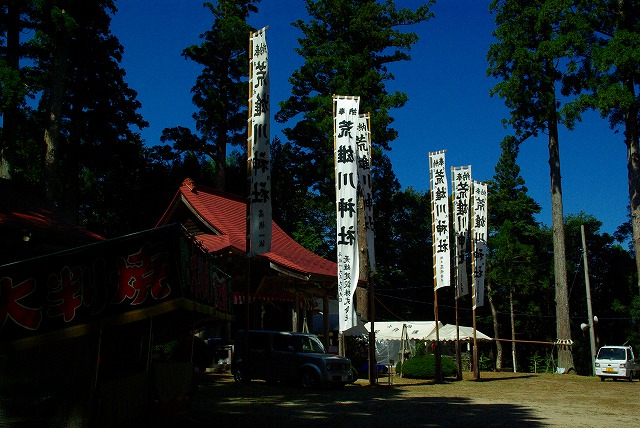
(356, 113, 375, 273)
(429, 151, 450, 290)
(452, 165, 471, 298)
(334, 95, 360, 332)
(472, 181, 488, 309)
(248, 27, 272, 255)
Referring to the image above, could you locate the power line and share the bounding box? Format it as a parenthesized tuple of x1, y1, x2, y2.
(374, 292, 635, 321)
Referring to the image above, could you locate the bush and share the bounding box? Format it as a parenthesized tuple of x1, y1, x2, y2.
(398, 354, 457, 379)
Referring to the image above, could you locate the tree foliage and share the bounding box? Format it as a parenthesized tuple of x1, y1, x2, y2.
(1, 1, 149, 236)
(374, 186, 432, 320)
(0, 1, 38, 179)
(276, 0, 433, 198)
(163, 0, 260, 190)
(566, 0, 640, 293)
(488, 136, 543, 298)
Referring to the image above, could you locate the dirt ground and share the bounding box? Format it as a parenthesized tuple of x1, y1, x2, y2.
(179, 371, 640, 427)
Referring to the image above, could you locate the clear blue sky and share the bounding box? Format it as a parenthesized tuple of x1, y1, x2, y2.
(110, 0, 630, 236)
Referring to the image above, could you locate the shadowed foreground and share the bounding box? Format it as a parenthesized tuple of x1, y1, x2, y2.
(177, 373, 546, 427)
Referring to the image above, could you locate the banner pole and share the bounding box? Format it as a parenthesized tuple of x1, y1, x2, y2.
(471, 216, 480, 380)
(433, 288, 442, 382)
(368, 273, 376, 385)
(473, 305, 479, 379)
(455, 297, 462, 380)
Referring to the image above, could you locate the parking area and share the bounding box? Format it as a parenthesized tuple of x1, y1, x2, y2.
(171, 371, 640, 427)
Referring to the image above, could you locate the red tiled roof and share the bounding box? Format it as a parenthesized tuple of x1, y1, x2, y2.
(0, 179, 104, 245)
(157, 181, 337, 280)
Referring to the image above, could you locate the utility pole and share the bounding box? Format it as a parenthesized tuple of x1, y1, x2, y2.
(581, 224, 597, 376)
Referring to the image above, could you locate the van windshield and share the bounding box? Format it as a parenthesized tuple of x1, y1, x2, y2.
(295, 336, 326, 354)
(597, 347, 626, 360)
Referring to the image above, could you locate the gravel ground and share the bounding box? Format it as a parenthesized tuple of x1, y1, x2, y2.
(175, 371, 640, 427)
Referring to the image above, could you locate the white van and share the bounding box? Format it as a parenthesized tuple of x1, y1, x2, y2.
(595, 345, 639, 381)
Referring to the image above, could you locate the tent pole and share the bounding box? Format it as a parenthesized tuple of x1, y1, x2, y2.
(401, 324, 408, 378)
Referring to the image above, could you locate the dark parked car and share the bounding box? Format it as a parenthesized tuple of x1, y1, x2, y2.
(231, 330, 352, 389)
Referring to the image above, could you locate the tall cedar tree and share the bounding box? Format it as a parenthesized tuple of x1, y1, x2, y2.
(567, 1, 640, 293)
(487, 136, 543, 370)
(172, 0, 260, 191)
(38, 1, 76, 204)
(275, 0, 433, 212)
(0, 1, 37, 179)
(487, 0, 588, 370)
(25, 1, 147, 234)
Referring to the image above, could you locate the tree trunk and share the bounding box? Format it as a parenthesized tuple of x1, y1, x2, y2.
(624, 89, 640, 294)
(215, 103, 227, 190)
(548, 108, 574, 371)
(1, 0, 20, 179)
(510, 288, 517, 372)
(62, 102, 82, 223)
(215, 53, 230, 191)
(619, 0, 640, 292)
(486, 278, 503, 370)
(44, 16, 69, 204)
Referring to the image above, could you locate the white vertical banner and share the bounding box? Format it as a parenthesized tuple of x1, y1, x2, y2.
(334, 95, 360, 332)
(472, 181, 488, 309)
(429, 151, 450, 290)
(451, 165, 472, 298)
(356, 113, 375, 273)
(248, 27, 272, 255)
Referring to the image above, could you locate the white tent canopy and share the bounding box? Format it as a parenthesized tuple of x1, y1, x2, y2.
(363, 321, 492, 366)
(363, 321, 443, 366)
(365, 321, 442, 340)
(425, 324, 492, 342)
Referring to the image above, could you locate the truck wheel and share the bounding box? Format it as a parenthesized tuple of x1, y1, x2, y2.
(234, 367, 251, 384)
(301, 369, 319, 389)
(599, 376, 605, 382)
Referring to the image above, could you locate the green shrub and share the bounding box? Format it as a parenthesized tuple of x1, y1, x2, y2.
(528, 351, 553, 374)
(479, 353, 494, 371)
(414, 340, 428, 357)
(398, 354, 457, 379)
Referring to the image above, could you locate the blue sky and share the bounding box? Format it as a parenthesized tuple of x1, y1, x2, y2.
(110, 0, 630, 236)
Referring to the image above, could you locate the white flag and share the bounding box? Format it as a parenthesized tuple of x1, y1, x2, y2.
(248, 27, 272, 255)
(452, 166, 472, 298)
(356, 114, 375, 272)
(334, 96, 360, 332)
(472, 181, 488, 308)
(429, 151, 450, 290)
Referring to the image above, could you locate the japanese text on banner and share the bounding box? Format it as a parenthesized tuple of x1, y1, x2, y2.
(452, 165, 471, 298)
(472, 181, 488, 308)
(429, 151, 450, 290)
(335, 96, 360, 332)
(356, 114, 375, 272)
(248, 27, 272, 255)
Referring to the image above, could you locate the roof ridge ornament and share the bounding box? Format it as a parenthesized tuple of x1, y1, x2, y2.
(183, 178, 197, 193)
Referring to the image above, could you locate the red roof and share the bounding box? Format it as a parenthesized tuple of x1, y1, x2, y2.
(0, 179, 104, 246)
(157, 181, 338, 281)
